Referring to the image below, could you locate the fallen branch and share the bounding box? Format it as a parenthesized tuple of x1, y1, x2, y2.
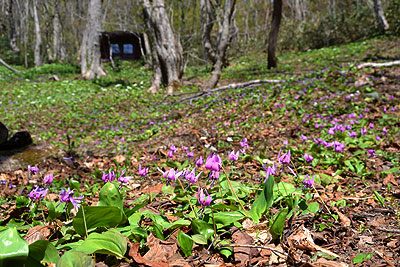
(0, 57, 20, 73)
(357, 60, 400, 69)
(177, 79, 284, 103)
(216, 244, 288, 258)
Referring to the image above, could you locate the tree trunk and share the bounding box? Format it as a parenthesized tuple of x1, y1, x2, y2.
(6, 0, 19, 52)
(142, 0, 184, 95)
(200, 0, 237, 89)
(373, 0, 389, 33)
(80, 0, 106, 80)
(52, 0, 61, 62)
(33, 0, 42, 67)
(267, 0, 282, 69)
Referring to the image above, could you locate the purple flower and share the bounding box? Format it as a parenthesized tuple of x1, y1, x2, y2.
(0, 180, 6, 186)
(138, 164, 149, 177)
(195, 156, 204, 167)
(334, 142, 345, 153)
(118, 170, 132, 183)
(369, 123, 374, 129)
(29, 185, 48, 200)
(28, 165, 39, 175)
(303, 174, 314, 189)
(367, 149, 375, 158)
(43, 173, 54, 185)
(240, 138, 249, 150)
(328, 128, 335, 135)
(209, 170, 220, 184)
(187, 151, 194, 158)
(182, 146, 188, 151)
(304, 154, 314, 162)
(169, 145, 177, 152)
(228, 150, 239, 161)
(167, 150, 174, 158)
(348, 131, 357, 138)
(59, 188, 83, 209)
(102, 170, 116, 183)
(160, 168, 182, 183)
(361, 127, 367, 135)
(184, 167, 202, 185)
(205, 153, 222, 172)
(278, 150, 291, 165)
(301, 135, 307, 142)
(376, 135, 381, 141)
(263, 164, 277, 183)
(197, 188, 212, 207)
(382, 127, 388, 136)
(283, 140, 288, 146)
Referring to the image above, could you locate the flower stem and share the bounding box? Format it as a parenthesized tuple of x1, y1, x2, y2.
(220, 165, 249, 217)
(176, 177, 197, 218)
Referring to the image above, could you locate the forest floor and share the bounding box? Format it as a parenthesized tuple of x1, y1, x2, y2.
(0, 36, 399, 266)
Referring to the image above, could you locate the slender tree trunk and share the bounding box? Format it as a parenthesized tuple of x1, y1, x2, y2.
(267, 0, 282, 69)
(33, 0, 42, 67)
(52, 0, 61, 62)
(142, 0, 184, 95)
(6, 0, 19, 52)
(80, 0, 106, 80)
(23, 0, 28, 67)
(373, 0, 389, 33)
(200, 0, 237, 89)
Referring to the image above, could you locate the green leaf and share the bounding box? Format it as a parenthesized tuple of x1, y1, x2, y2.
(0, 226, 29, 262)
(273, 182, 296, 197)
(177, 231, 193, 257)
(98, 182, 124, 210)
(353, 253, 373, 264)
(56, 251, 94, 267)
(249, 176, 274, 222)
(191, 219, 215, 240)
(191, 234, 207, 245)
(217, 239, 233, 259)
(129, 226, 148, 243)
(212, 211, 245, 225)
(270, 208, 288, 240)
(73, 206, 126, 236)
(73, 229, 127, 258)
(264, 174, 274, 209)
(28, 240, 60, 264)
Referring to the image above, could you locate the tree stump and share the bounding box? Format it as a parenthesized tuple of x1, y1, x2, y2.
(0, 122, 8, 145)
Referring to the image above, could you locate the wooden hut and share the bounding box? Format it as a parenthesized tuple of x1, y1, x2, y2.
(100, 31, 146, 62)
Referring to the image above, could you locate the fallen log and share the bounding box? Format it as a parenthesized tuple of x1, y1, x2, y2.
(357, 60, 400, 69)
(0, 57, 20, 73)
(176, 79, 284, 103)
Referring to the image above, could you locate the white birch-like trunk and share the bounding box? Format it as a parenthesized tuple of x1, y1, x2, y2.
(80, 0, 106, 80)
(373, 0, 389, 33)
(142, 0, 184, 95)
(33, 0, 42, 67)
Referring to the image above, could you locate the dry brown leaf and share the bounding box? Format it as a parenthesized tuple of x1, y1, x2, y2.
(24, 225, 54, 245)
(129, 242, 169, 267)
(287, 226, 340, 258)
(140, 183, 164, 194)
(242, 219, 272, 244)
(387, 239, 397, 248)
(232, 231, 259, 265)
(383, 173, 398, 186)
(113, 155, 126, 164)
(144, 234, 178, 263)
(301, 257, 349, 267)
(332, 207, 351, 227)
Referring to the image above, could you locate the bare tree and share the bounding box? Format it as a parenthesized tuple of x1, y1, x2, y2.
(33, 0, 42, 67)
(6, 0, 19, 52)
(142, 0, 184, 95)
(267, 0, 282, 69)
(80, 0, 106, 80)
(200, 0, 237, 89)
(373, 0, 389, 33)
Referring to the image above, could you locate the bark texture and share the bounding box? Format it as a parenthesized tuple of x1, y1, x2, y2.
(6, 0, 19, 52)
(33, 0, 42, 67)
(200, 0, 237, 89)
(80, 0, 106, 80)
(373, 0, 389, 33)
(267, 0, 282, 69)
(142, 0, 184, 95)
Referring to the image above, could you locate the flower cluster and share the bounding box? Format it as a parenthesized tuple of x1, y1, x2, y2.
(58, 188, 84, 209)
(29, 185, 48, 200)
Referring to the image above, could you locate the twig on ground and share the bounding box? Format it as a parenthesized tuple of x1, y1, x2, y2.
(215, 244, 288, 258)
(357, 60, 400, 69)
